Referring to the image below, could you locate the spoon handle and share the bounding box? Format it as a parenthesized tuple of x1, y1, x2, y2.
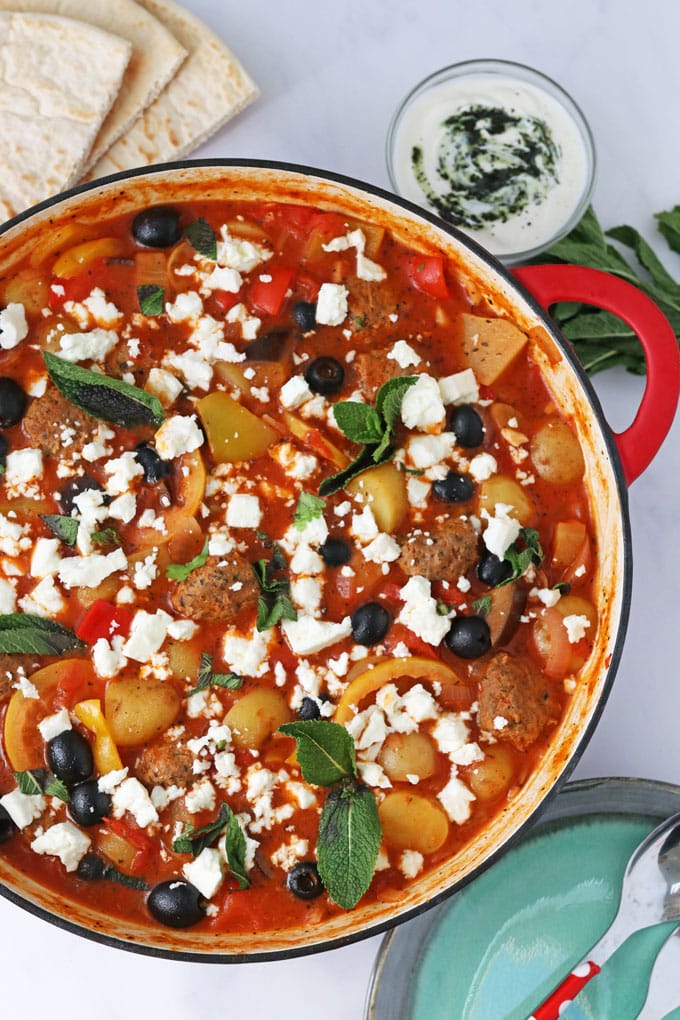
(527, 961, 600, 1020)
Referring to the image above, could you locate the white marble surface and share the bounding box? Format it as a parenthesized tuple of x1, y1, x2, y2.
(3, 1, 680, 1017)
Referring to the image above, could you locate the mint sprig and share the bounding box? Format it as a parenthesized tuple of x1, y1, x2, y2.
(44, 352, 164, 427)
(189, 653, 242, 695)
(252, 545, 297, 631)
(294, 492, 326, 531)
(0, 614, 84, 655)
(173, 803, 250, 889)
(39, 513, 78, 547)
(15, 769, 70, 802)
(500, 527, 543, 586)
(184, 218, 217, 261)
(223, 809, 249, 890)
(279, 720, 381, 910)
(167, 538, 209, 582)
(137, 284, 165, 316)
(320, 376, 417, 497)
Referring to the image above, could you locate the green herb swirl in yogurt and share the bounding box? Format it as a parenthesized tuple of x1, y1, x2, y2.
(411, 104, 560, 228)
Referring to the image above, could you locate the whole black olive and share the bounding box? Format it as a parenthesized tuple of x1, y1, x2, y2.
(351, 602, 391, 646)
(69, 781, 111, 827)
(135, 443, 171, 484)
(0, 378, 27, 427)
(447, 404, 484, 448)
(77, 853, 106, 881)
(445, 616, 491, 659)
(0, 803, 15, 844)
(132, 206, 182, 248)
(147, 880, 206, 928)
(297, 697, 321, 721)
(432, 470, 474, 503)
(46, 730, 94, 787)
(291, 301, 317, 332)
(59, 475, 108, 516)
(304, 356, 344, 396)
(287, 861, 324, 900)
(477, 550, 513, 588)
(319, 537, 352, 567)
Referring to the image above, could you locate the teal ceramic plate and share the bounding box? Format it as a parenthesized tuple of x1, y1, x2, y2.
(365, 778, 680, 1020)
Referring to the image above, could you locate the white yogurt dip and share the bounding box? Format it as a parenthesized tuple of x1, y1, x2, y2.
(389, 67, 593, 260)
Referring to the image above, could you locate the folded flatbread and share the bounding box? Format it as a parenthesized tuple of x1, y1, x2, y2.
(87, 0, 258, 179)
(0, 0, 187, 170)
(0, 12, 131, 220)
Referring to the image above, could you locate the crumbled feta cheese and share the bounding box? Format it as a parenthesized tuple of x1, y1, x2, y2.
(82, 287, 122, 327)
(38, 708, 72, 742)
(14, 675, 39, 699)
(163, 350, 213, 390)
(31, 822, 90, 871)
(362, 533, 401, 564)
(5, 448, 43, 492)
(322, 229, 386, 282)
(167, 619, 199, 641)
(58, 328, 118, 363)
(468, 453, 497, 483)
(357, 761, 392, 789)
(58, 548, 127, 589)
(351, 505, 379, 543)
(270, 442, 319, 481)
(439, 369, 479, 406)
(437, 772, 476, 824)
(146, 368, 184, 407)
(0, 576, 16, 613)
(407, 433, 456, 469)
(155, 415, 204, 460)
(216, 226, 272, 272)
(387, 340, 420, 369)
(111, 778, 159, 827)
(19, 576, 66, 616)
(165, 290, 203, 323)
(291, 576, 323, 616)
(185, 778, 216, 814)
(290, 544, 323, 576)
(108, 492, 136, 523)
(0, 788, 46, 828)
(315, 282, 349, 326)
(226, 493, 262, 528)
(92, 635, 128, 678)
(270, 836, 310, 872)
(279, 375, 313, 409)
(282, 615, 353, 655)
(223, 628, 270, 677)
(562, 614, 591, 643)
(407, 476, 430, 508)
(482, 504, 521, 559)
(183, 847, 224, 898)
(398, 575, 451, 645)
(200, 265, 242, 295)
(530, 587, 562, 608)
(132, 551, 159, 591)
(225, 302, 261, 340)
(0, 302, 28, 349)
(123, 609, 172, 662)
(401, 375, 446, 431)
(97, 769, 129, 794)
(400, 850, 424, 879)
(105, 452, 144, 495)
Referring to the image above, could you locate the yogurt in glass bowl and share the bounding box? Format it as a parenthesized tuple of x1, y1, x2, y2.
(386, 59, 596, 265)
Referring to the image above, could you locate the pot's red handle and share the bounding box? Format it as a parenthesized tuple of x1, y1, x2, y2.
(512, 264, 680, 485)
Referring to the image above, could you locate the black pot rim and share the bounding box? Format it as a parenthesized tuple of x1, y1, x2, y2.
(0, 158, 632, 963)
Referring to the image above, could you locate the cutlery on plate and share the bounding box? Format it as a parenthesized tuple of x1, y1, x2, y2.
(527, 810, 680, 1020)
(636, 926, 680, 1020)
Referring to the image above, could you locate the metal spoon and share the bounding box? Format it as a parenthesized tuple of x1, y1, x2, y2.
(636, 926, 680, 1020)
(528, 811, 680, 1020)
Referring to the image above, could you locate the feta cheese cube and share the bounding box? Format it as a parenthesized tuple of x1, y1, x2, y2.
(387, 340, 420, 369)
(155, 415, 204, 460)
(183, 847, 224, 898)
(437, 772, 476, 824)
(0, 302, 28, 349)
(401, 375, 446, 431)
(123, 609, 172, 662)
(562, 614, 591, 643)
(279, 375, 313, 409)
(315, 283, 349, 326)
(226, 494, 262, 528)
(282, 615, 353, 655)
(439, 369, 479, 406)
(38, 708, 72, 742)
(0, 787, 46, 828)
(31, 822, 90, 871)
(146, 368, 184, 407)
(111, 778, 159, 827)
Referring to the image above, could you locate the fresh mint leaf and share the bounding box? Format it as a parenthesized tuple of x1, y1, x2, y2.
(294, 492, 326, 531)
(656, 206, 680, 255)
(552, 581, 571, 594)
(253, 546, 297, 631)
(44, 776, 70, 802)
(0, 614, 84, 655)
(190, 653, 242, 695)
(472, 594, 492, 617)
(317, 779, 381, 909)
(376, 376, 418, 429)
(318, 447, 376, 498)
(137, 284, 165, 316)
(607, 224, 680, 298)
(223, 810, 250, 890)
(257, 593, 297, 631)
(167, 538, 209, 582)
(39, 513, 78, 547)
(184, 218, 217, 260)
(279, 720, 357, 786)
(44, 352, 165, 427)
(173, 803, 231, 857)
(91, 528, 121, 547)
(14, 769, 46, 796)
(255, 529, 273, 547)
(332, 402, 384, 445)
(501, 527, 544, 586)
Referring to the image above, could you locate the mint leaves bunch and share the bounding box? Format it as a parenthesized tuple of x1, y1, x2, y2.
(252, 544, 297, 631)
(173, 802, 249, 890)
(319, 376, 417, 496)
(279, 720, 382, 910)
(500, 527, 543, 586)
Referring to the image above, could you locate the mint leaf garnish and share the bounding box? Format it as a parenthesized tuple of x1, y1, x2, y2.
(279, 720, 356, 786)
(317, 779, 382, 909)
(190, 653, 242, 695)
(39, 513, 78, 547)
(294, 492, 326, 531)
(173, 803, 250, 888)
(223, 810, 250, 890)
(321, 377, 417, 496)
(0, 614, 84, 655)
(14, 769, 46, 795)
(44, 352, 164, 427)
(501, 527, 543, 586)
(167, 538, 209, 582)
(44, 776, 70, 802)
(252, 546, 297, 631)
(137, 284, 165, 316)
(91, 528, 121, 547)
(184, 218, 217, 260)
(472, 594, 492, 617)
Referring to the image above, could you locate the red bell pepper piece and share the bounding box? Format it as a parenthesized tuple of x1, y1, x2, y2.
(249, 266, 295, 316)
(406, 254, 450, 299)
(76, 600, 133, 645)
(213, 288, 242, 313)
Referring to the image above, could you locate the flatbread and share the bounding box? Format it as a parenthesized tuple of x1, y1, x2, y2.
(87, 0, 258, 179)
(0, 0, 187, 169)
(0, 13, 131, 219)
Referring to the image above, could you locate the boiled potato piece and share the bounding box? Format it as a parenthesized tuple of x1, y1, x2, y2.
(197, 392, 278, 463)
(166, 640, 202, 682)
(530, 420, 585, 484)
(379, 791, 449, 853)
(347, 462, 407, 532)
(105, 678, 180, 747)
(459, 313, 529, 386)
(556, 594, 598, 631)
(98, 831, 137, 871)
(552, 520, 588, 571)
(3, 268, 49, 315)
(226, 688, 292, 750)
(479, 475, 534, 524)
(469, 746, 515, 801)
(377, 732, 437, 782)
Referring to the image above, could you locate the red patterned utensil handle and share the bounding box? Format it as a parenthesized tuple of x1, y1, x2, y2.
(528, 961, 601, 1019)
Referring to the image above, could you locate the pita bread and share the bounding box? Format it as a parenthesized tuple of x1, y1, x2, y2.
(0, 13, 130, 218)
(0, 0, 187, 169)
(87, 0, 258, 179)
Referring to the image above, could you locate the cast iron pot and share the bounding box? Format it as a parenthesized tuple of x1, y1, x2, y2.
(0, 160, 677, 961)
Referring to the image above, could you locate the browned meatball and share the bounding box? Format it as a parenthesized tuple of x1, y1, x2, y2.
(477, 652, 559, 751)
(171, 555, 259, 622)
(135, 738, 195, 789)
(354, 347, 421, 399)
(398, 517, 478, 581)
(0, 655, 42, 703)
(22, 385, 98, 457)
(347, 279, 399, 329)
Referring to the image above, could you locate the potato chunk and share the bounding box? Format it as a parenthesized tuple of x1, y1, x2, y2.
(459, 313, 529, 385)
(105, 678, 180, 747)
(347, 462, 407, 532)
(197, 392, 278, 463)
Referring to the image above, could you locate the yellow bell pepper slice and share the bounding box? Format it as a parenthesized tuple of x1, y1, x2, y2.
(334, 656, 462, 724)
(53, 237, 125, 279)
(74, 699, 123, 774)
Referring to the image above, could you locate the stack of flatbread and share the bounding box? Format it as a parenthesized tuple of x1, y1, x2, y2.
(0, 0, 258, 220)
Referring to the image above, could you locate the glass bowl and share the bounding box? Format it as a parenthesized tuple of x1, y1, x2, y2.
(386, 59, 596, 265)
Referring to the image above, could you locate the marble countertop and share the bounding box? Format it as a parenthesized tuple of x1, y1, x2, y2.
(2, 1, 680, 1016)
